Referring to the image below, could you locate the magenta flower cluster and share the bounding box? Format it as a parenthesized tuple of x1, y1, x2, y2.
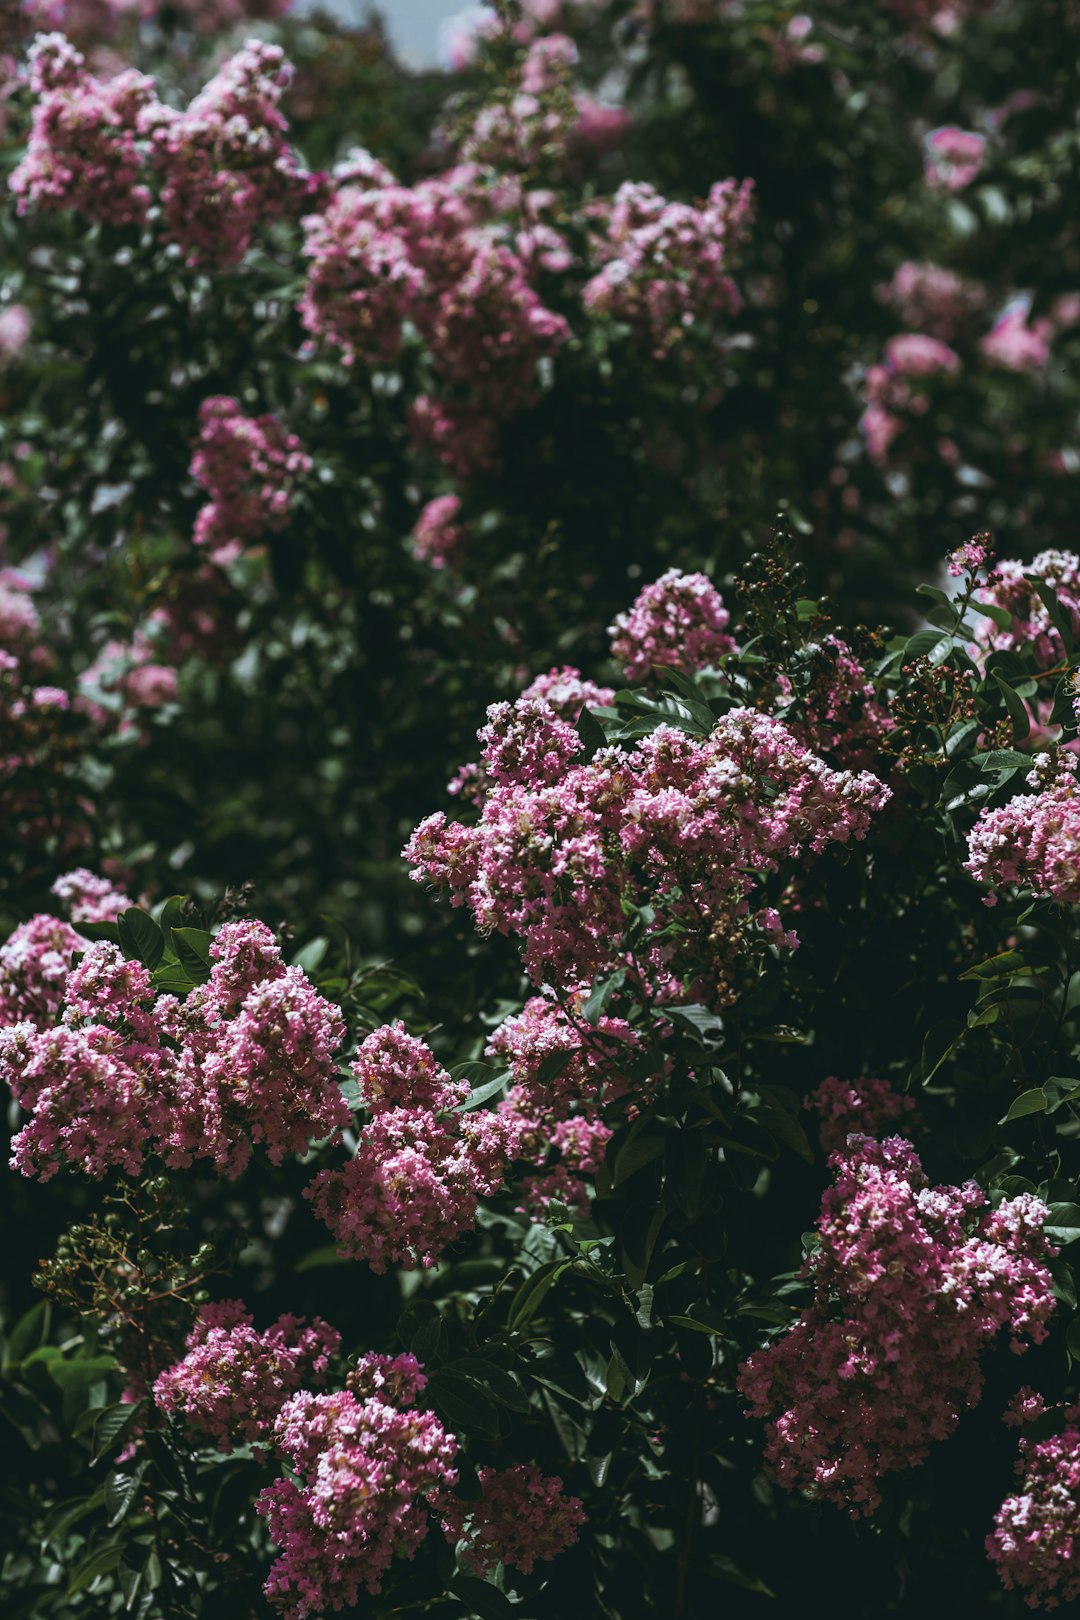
(0, 913, 86, 1029)
(11, 34, 155, 228)
(153, 1300, 340, 1451)
(437, 1461, 585, 1575)
(50, 865, 131, 924)
(987, 1399, 1080, 1610)
(782, 635, 894, 767)
(805, 1074, 916, 1157)
(878, 260, 987, 342)
(411, 494, 465, 570)
(257, 1380, 458, 1615)
(11, 35, 313, 267)
(300, 161, 570, 476)
(582, 178, 755, 358)
(191, 396, 312, 552)
(305, 1022, 515, 1272)
(859, 333, 960, 466)
(406, 697, 890, 993)
(608, 568, 737, 681)
(738, 1135, 1057, 1515)
(973, 548, 1080, 669)
(0, 919, 349, 1181)
(966, 752, 1080, 905)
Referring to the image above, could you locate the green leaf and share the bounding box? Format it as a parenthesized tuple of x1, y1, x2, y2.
(1034, 580, 1075, 654)
(156, 895, 188, 942)
(749, 1088, 814, 1163)
(583, 968, 626, 1026)
(116, 909, 164, 971)
(172, 927, 214, 983)
(92, 1402, 143, 1463)
(1043, 1077, 1080, 1114)
(295, 1244, 350, 1273)
(903, 628, 949, 664)
(292, 936, 329, 975)
(428, 1371, 502, 1438)
(1066, 1315, 1080, 1367)
(46, 1353, 118, 1394)
(1001, 1089, 1047, 1123)
(455, 1070, 510, 1111)
(960, 950, 1026, 981)
(507, 1258, 573, 1333)
(535, 1049, 574, 1087)
(150, 961, 195, 995)
(105, 1465, 145, 1527)
(651, 663, 712, 703)
(992, 672, 1031, 741)
(613, 1118, 666, 1187)
(709, 1552, 776, 1597)
(970, 598, 1014, 632)
(974, 749, 1032, 772)
(1044, 1204, 1080, 1246)
(668, 1310, 726, 1335)
(451, 1576, 516, 1619)
(916, 583, 957, 615)
(575, 706, 608, 762)
(68, 1541, 124, 1594)
(4, 1300, 50, 1368)
(665, 1004, 725, 1047)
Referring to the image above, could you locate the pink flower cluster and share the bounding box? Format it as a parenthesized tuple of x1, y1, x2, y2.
(514, 1108, 613, 1217)
(966, 752, 1080, 904)
(411, 494, 465, 569)
(50, 866, 131, 924)
(0, 304, 31, 366)
(583, 178, 754, 358)
(438, 1462, 585, 1575)
(0, 645, 94, 857)
(878, 260, 987, 342)
(860, 333, 961, 464)
(406, 701, 890, 992)
(738, 1135, 1057, 1515)
(191, 396, 311, 552)
(12, 36, 313, 267)
(0, 569, 39, 650)
(76, 616, 179, 730)
(805, 1075, 916, 1157)
(520, 664, 615, 719)
(0, 913, 85, 1029)
(972, 549, 1080, 668)
(925, 126, 988, 191)
(301, 163, 568, 475)
(491, 986, 628, 1214)
(10, 34, 155, 227)
(609, 568, 737, 681)
(153, 1300, 340, 1451)
(140, 39, 313, 268)
(344, 1351, 427, 1407)
(447, 665, 615, 805)
(0, 920, 349, 1181)
(948, 534, 991, 577)
(305, 1023, 514, 1272)
(786, 636, 894, 767)
(489, 987, 641, 1117)
(980, 301, 1053, 373)
(257, 1380, 457, 1614)
(459, 34, 583, 171)
(987, 1400, 1080, 1609)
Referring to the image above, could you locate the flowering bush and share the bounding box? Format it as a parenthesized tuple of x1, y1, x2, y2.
(6, 3, 1080, 1618)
